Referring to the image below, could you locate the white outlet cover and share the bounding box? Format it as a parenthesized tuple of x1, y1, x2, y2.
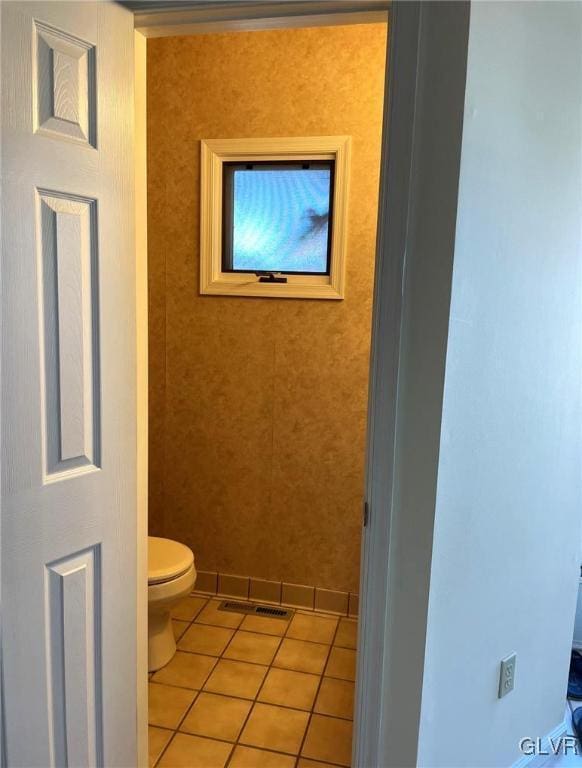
(498, 653, 516, 698)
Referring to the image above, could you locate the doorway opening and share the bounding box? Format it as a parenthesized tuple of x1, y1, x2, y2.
(139, 14, 389, 768)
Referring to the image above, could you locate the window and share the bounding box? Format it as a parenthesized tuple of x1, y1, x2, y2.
(200, 137, 350, 299)
(222, 160, 335, 275)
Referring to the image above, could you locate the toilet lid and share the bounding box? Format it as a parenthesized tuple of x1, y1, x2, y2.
(148, 536, 194, 585)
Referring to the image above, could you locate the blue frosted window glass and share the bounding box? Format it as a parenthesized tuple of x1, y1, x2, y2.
(222, 162, 333, 274)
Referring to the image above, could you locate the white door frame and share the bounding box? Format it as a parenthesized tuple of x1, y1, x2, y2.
(355, 3, 470, 766)
(133, 2, 470, 766)
(135, 28, 149, 768)
(130, 0, 390, 37)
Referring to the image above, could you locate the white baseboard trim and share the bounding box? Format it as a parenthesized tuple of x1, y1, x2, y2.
(511, 718, 570, 768)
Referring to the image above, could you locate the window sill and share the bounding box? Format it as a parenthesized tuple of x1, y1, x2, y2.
(200, 271, 344, 300)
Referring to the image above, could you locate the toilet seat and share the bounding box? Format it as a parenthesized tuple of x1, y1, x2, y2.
(148, 536, 194, 585)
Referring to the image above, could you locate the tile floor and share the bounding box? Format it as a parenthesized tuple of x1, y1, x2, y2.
(149, 594, 357, 768)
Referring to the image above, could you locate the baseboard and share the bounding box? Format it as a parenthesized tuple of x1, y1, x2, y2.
(511, 717, 569, 768)
(192, 569, 359, 617)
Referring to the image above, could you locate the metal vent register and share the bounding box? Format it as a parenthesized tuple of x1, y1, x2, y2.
(218, 600, 294, 620)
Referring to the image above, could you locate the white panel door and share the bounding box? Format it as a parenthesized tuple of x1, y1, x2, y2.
(1, 3, 137, 765)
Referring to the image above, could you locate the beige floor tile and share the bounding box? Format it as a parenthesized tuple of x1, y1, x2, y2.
(325, 647, 356, 681)
(171, 596, 207, 621)
(157, 733, 232, 768)
(297, 760, 342, 768)
(152, 651, 216, 689)
(314, 678, 355, 720)
(334, 618, 357, 650)
(204, 658, 267, 699)
(229, 745, 296, 768)
(224, 631, 281, 665)
(180, 692, 251, 742)
(258, 668, 320, 711)
(239, 614, 289, 636)
(195, 599, 244, 629)
(287, 614, 338, 644)
(302, 715, 353, 767)
(240, 703, 309, 755)
(273, 638, 330, 675)
(149, 726, 172, 768)
(148, 683, 196, 729)
(172, 620, 189, 642)
(178, 624, 234, 656)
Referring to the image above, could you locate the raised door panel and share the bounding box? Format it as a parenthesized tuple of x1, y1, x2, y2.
(46, 546, 102, 767)
(37, 190, 100, 480)
(34, 21, 97, 147)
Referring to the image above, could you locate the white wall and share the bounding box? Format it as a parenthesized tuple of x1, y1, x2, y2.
(418, 2, 582, 766)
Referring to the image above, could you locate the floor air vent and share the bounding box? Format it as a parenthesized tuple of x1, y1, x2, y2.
(218, 600, 293, 620)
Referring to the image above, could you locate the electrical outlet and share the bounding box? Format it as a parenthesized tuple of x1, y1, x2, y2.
(498, 653, 516, 698)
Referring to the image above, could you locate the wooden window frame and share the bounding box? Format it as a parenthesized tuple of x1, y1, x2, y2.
(200, 136, 351, 299)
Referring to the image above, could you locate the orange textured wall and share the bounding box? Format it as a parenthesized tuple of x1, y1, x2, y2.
(147, 23, 387, 592)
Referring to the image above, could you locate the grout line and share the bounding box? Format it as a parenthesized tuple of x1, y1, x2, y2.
(156, 730, 239, 768)
(149, 675, 355, 723)
(151, 596, 211, 768)
(151, 599, 353, 766)
(222, 614, 288, 759)
(295, 617, 342, 765)
(150, 677, 354, 721)
(178, 601, 277, 768)
(157, 606, 351, 685)
(153, 730, 175, 768)
(171, 594, 210, 625)
(229, 607, 329, 763)
(223, 688, 262, 767)
(179, 605, 264, 720)
(153, 642, 221, 765)
(157, 712, 350, 768)
(191, 600, 348, 646)
(177, 726, 245, 748)
(222, 629, 284, 668)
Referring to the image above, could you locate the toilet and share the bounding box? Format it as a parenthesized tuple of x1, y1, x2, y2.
(148, 536, 196, 671)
